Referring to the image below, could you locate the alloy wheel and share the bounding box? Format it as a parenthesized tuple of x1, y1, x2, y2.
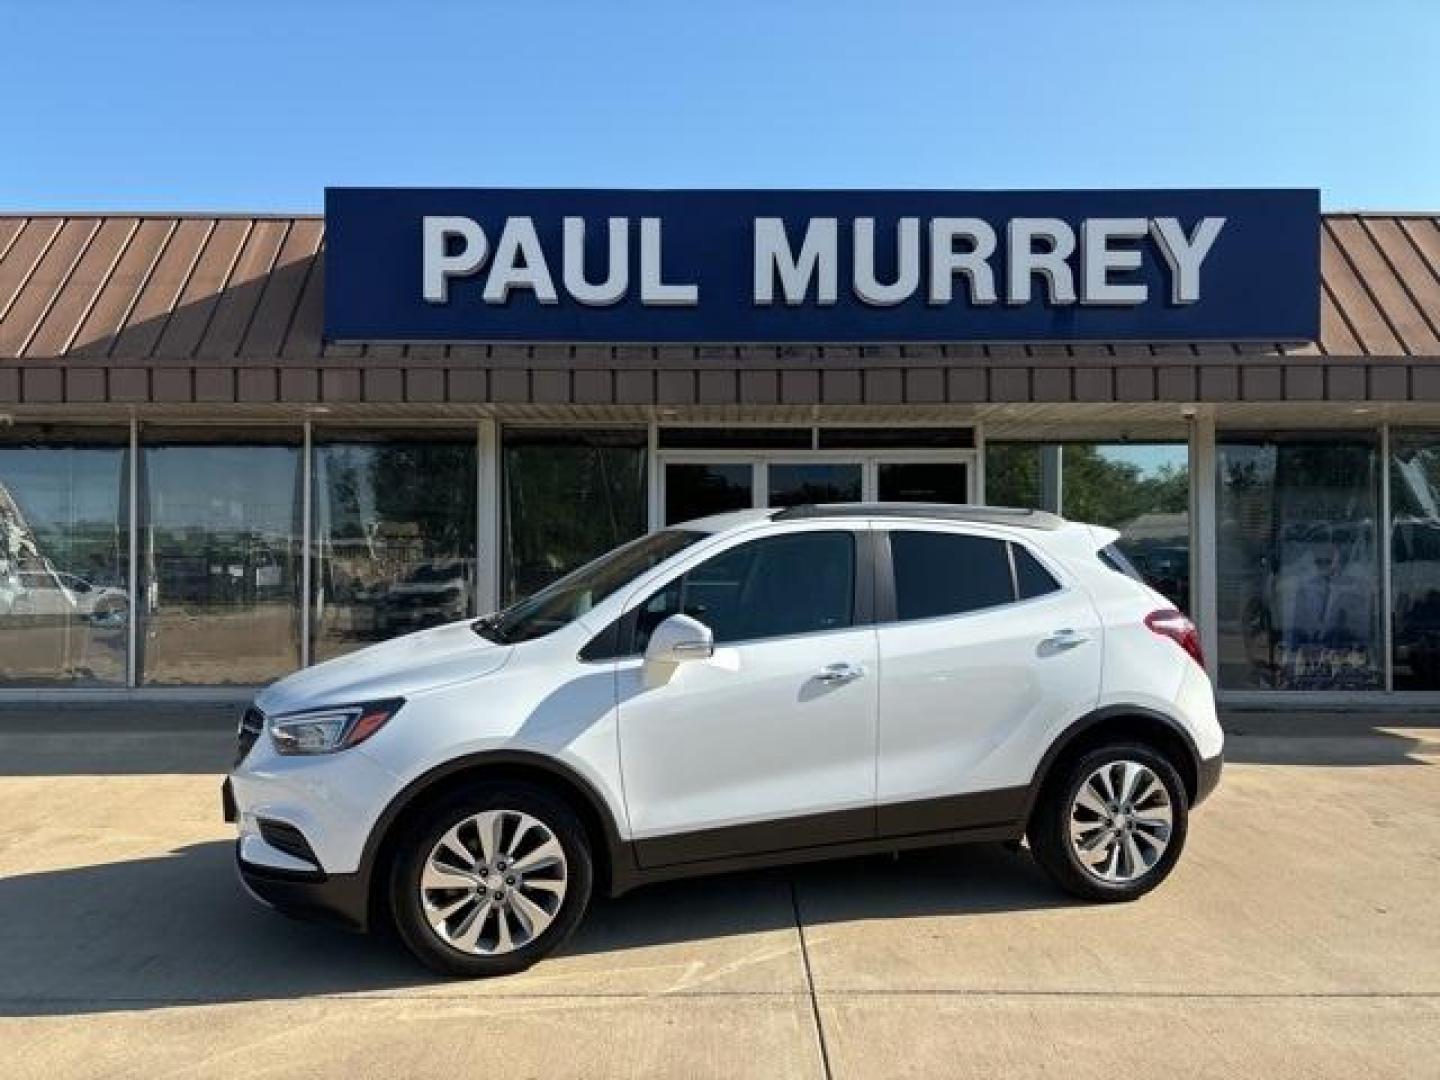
(420, 809, 569, 956)
(1067, 760, 1174, 884)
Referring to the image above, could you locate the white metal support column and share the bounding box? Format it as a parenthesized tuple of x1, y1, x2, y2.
(126, 413, 139, 687)
(1190, 408, 1219, 680)
(1038, 445, 1064, 514)
(477, 418, 500, 614)
(1381, 422, 1394, 692)
(300, 420, 312, 668)
(646, 421, 661, 530)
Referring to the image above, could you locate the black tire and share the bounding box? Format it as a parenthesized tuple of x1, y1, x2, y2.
(1027, 742, 1189, 903)
(389, 783, 593, 977)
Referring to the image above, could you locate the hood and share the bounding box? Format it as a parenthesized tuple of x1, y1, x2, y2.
(255, 620, 511, 715)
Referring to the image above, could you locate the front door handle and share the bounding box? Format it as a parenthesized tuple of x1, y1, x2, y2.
(816, 662, 866, 684)
(1042, 628, 1090, 651)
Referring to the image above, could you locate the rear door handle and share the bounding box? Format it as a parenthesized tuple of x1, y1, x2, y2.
(816, 662, 866, 684)
(1042, 628, 1090, 650)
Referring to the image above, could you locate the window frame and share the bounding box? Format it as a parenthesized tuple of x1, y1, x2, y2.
(875, 524, 1069, 626)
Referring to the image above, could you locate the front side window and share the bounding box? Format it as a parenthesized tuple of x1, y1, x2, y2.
(636, 530, 856, 650)
(483, 529, 706, 645)
(889, 530, 1014, 620)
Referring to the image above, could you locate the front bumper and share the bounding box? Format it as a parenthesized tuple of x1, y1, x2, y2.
(235, 843, 371, 932)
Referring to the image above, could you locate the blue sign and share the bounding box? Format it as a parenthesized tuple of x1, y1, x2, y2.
(324, 187, 1319, 343)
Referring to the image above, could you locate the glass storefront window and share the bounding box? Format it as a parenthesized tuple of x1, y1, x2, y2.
(1216, 434, 1381, 691)
(1063, 444, 1190, 611)
(767, 463, 862, 507)
(1389, 431, 1440, 690)
(140, 429, 302, 685)
(312, 432, 478, 662)
(876, 462, 969, 503)
(983, 443, 1042, 509)
(0, 428, 129, 686)
(502, 428, 647, 602)
(664, 463, 752, 525)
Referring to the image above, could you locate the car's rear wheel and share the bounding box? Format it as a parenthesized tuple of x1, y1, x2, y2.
(389, 783, 592, 976)
(1028, 742, 1189, 902)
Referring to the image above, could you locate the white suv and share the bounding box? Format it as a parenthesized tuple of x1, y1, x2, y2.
(226, 503, 1222, 976)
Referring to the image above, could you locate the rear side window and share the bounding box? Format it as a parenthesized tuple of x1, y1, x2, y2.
(1013, 543, 1062, 599)
(890, 531, 1013, 620)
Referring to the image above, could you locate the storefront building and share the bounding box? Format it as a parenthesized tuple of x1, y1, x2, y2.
(1, 190, 1439, 706)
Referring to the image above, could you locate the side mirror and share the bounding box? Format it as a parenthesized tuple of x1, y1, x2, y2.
(644, 613, 714, 664)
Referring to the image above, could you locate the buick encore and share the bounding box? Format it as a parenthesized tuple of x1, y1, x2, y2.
(226, 503, 1222, 976)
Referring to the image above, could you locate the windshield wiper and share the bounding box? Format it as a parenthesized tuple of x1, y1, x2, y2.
(471, 616, 509, 644)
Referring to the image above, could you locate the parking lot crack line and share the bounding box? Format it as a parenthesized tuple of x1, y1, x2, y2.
(790, 880, 835, 1080)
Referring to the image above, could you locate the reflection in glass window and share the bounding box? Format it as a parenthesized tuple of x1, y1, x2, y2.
(1215, 435, 1381, 691)
(1389, 431, 1440, 690)
(313, 435, 478, 662)
(140, 432, 302, 685)
(1063, 444, 1190, 611)
(983, 444, 1042, 509)
(503, 429, 647, 603)
(0, 429, 129, 686)
(664, 463, 752, 525)
(767, 463, 861, 508)
(877, 462, 969, 503)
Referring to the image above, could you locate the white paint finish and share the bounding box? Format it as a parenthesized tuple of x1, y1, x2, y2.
(875, 526, 1103, 801)
(616, 622, 879, 837)
(229, 508, 1219, 889)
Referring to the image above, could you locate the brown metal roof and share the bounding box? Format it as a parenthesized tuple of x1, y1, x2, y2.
(1, 212, 1439, 408)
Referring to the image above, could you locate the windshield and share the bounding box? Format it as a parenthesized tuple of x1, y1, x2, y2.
(476, 529, 706, 645)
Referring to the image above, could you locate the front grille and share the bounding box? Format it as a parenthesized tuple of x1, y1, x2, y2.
(257, 818, 320, 868)
(235, 706, 264, 766)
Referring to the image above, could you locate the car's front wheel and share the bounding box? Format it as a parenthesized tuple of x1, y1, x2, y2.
(1028, 742, 1189, 902)
(389, 783, 593, 976)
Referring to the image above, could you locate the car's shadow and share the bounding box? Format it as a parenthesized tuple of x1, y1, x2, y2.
(0, 838, 1070, 1017)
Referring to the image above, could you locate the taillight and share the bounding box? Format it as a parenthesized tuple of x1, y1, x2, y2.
(1145, 609, 1205, 668)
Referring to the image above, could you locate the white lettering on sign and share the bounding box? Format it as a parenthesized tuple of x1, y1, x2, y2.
(928, 218, 997, 305)
(421, 213, 1226, 310)
(563, 217, 628, 307)
(853, 218, 920, 306)
(1150, 217, 1226, 305)
(1080, 218, 1149, 305)
(753, 218, 837, 305)
(639, 218, 698, 306)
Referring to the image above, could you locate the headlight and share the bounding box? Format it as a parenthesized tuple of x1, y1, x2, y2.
(269, 698, 405, 755)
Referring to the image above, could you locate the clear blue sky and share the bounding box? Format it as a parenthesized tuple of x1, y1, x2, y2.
(3, 1, 1436, 212)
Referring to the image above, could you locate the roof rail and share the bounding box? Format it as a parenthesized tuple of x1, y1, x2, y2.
(770, 503, 1065, 530)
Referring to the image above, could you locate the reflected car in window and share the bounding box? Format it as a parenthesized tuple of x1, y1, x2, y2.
(375, 561, 473, 635)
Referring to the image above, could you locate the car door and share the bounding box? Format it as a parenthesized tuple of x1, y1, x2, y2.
(615, 525, 879, 867)
(874, 525, 1102, 834)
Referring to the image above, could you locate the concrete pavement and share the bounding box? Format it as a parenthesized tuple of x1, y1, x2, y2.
(0, 714, 1437, 1078)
